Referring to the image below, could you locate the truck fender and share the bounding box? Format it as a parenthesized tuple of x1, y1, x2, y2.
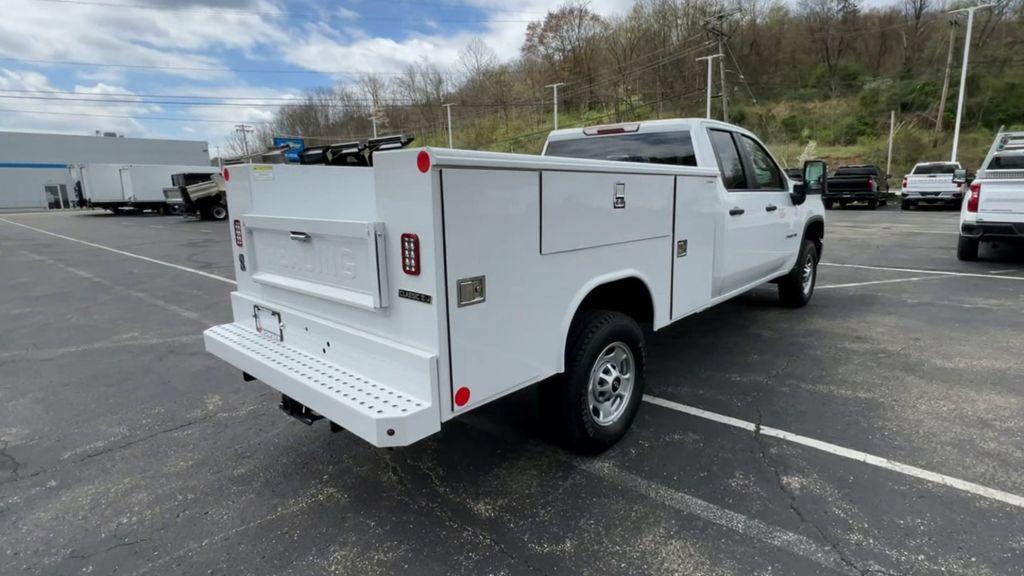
(556, 270, 657, 373)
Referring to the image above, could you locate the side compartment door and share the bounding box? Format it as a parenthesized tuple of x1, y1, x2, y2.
(672, 174, 718, 317)
(118, 168, 132, 202)
(441, 168, 546, 412)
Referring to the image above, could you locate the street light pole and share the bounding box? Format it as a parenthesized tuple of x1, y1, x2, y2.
(949, 3, 994, 163)
(369, 114, 378, 138)
(545, 83, 565, 130)
(442, 103, 455, 148)
(696, 54, 723, 120)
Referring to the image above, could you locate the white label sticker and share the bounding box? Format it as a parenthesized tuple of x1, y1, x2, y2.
(252, 165, 274, 181)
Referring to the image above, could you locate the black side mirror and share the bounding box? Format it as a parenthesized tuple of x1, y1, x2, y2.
(952, 168, 967, 185)
(793, 160, 828, 206)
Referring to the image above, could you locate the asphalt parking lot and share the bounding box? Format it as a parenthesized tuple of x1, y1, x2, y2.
(2, 206, 1023, 576)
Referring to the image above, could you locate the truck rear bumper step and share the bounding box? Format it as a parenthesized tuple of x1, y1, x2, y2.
(204, 323, 439, 447)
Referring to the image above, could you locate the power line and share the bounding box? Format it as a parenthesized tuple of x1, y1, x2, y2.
(0, 92, 544, 108)
(0, 55, 408, 76)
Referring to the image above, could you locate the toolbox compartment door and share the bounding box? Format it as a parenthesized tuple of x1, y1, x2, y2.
(243, 214, 389, 311)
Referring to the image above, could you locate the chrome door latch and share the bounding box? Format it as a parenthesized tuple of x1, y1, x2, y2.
(457, 276, 486, 307)
(613, 182, 626, 209)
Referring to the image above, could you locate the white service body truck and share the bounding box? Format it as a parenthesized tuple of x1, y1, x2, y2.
(84, 163, 218, 213)
(957, 131, 1024, 260)
(204, 119, 827, 453)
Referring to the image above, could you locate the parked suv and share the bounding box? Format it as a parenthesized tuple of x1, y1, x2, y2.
(901, 161, 963, 210)
(957, 131, 1024, 260)
(824, 164, 889, 209)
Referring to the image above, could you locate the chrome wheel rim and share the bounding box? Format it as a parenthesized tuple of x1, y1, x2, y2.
(801, 252, 815, 296)
(587, 342, 635, 427)
(212, 206, 227, 219)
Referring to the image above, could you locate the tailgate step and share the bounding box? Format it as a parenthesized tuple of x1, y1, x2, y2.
(204, 323, 438, 446)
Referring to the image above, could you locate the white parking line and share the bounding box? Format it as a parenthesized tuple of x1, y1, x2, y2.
(643, 395, 1024, 510)
(0, 217, 237, 286)
(817, 276, 937, 289)
(822, 262, 1024, 281)
(582, 461, 863, 575)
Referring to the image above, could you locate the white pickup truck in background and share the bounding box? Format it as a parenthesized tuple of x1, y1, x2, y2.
(901, 161, 964, 210)
(957, 131, 1024, 260)
(203, 119, 826, 453)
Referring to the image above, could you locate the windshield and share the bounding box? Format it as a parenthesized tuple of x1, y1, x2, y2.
(989, 155, 1024, 170)
(912, 163, 958, 175)
(544, 131, 697, 166)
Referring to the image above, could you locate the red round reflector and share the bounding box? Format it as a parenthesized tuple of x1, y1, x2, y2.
(454, 387, 471, 407)
(223, 167, 230, 182)
(416, 150, 431, 173)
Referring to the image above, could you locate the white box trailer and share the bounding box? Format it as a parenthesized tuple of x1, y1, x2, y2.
(84, 163, 217, 212)
(204, 119, 828, 453)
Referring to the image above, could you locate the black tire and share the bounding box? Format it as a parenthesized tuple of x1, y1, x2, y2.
(210, 202, 228, 221)
(867, 199, 879, 210)
(823, 199, 834, 210)
(778, 239, 818, 308)
(957, 236, 979, 261)
(901, 200, 912, 210)
(540, 310, 646, 455)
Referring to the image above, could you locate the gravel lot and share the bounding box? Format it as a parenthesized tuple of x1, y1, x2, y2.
(2, 206, 1022, 576)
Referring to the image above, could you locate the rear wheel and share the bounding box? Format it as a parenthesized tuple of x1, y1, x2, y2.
(957, 236, 979, 261)
(210, 202, 228, 221)
(901, 200, 912, 210)
(823, 199, 834, 210)
(867, 199, 879, 210)
(778, 239, 818, 308)
(540, 310, 646, 454)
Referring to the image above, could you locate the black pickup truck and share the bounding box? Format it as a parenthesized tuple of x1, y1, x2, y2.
(823, 165, 889, 209)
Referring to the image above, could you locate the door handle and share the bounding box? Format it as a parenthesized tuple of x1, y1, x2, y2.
(289, 231, 312, 241)
(765, 204, 778, 212)
(729, 207, 745, 216)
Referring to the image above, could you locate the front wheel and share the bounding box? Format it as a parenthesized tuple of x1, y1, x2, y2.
(540, 310, 646, 454)
(778, 239, 818, 308)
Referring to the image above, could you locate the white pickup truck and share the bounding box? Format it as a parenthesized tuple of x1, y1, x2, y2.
(956, 131, 1024, 260)
(900, 161, 964, 210)
(203, 119, 826, 453)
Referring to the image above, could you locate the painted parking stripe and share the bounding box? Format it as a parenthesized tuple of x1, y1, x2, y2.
(0, 217, 236, 286)
(817, 276, 939, 289)
(643, 395, 1024, 510)
(582, 461, 864, 575)
(821, 262, 1024, 281)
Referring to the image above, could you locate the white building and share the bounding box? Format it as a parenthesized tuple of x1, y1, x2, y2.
(0, 131, 210, 211)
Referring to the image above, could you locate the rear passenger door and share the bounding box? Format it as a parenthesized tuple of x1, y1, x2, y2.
(709, 129, 778, 295)
(735, 133, 796, 277)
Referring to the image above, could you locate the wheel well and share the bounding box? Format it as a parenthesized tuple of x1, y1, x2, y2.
(573, 277, 654, 327)
(804, 218, 824, 255)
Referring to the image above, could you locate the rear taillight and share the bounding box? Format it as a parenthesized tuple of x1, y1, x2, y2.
(901, 177, 908, 189)
(870, 179, 877, 191)
(233, 219, 243, 247)
(967, 182, 981, 213)
(401, 233, 420, 275)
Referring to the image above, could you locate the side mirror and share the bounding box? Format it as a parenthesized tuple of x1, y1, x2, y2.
(794, 159, 828, 206)
(952, 169, 967, 185)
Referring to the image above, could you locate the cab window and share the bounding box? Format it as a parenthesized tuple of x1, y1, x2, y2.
(738, 135, 785, 190)
(709, 129, 748, 190)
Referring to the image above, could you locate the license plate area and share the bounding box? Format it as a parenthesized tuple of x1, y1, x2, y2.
(253, 305, 284, 341)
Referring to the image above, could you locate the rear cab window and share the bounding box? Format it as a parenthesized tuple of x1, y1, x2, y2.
(544, 131, 697, 166)
(834, 166, 878, 177)
(912, 163, 958, 175)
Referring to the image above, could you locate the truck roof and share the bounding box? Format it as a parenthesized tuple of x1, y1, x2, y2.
(544, 118, 756, 145)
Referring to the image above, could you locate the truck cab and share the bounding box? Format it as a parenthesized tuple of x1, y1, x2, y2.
(957, 131, 1024, 260)
(203, 119, 825, 454)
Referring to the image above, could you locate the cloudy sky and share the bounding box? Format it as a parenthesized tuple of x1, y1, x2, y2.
(0, 0, 639, 154)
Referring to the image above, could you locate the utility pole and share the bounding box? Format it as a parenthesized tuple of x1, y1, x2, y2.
(935, 18, 960, 135)
(886, 110, 896, 180)
(696, 54, 722, 119)
(442, 103, 455, 148)
(545, 83, 565, 130)
(719, 41, 728, 122)
(949, 3, 994, 163)
(369, 113, 378, 138)
(234, 124, 254, 158)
